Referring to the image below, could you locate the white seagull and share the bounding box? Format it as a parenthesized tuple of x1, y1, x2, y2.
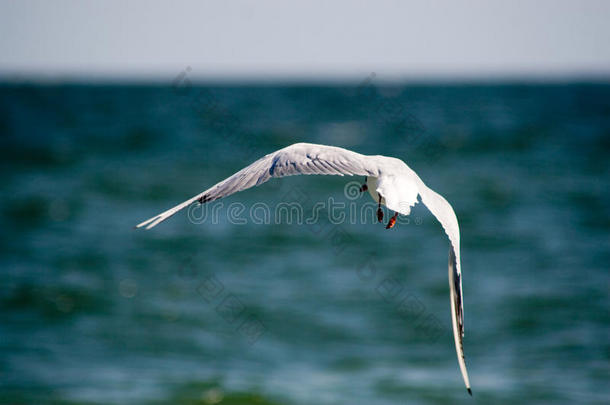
(136, 142, 472, 394)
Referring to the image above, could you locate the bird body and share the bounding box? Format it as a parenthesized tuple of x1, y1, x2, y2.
(365, 170, 419, 216)
(136, 142, 471, 394)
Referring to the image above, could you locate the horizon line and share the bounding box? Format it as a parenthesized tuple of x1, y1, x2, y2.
(1, 70, 609, 86)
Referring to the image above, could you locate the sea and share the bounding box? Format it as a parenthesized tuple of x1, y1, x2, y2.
(1, 81, 608, 404)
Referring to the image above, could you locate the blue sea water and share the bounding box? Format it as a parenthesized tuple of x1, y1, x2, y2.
(0, 82, 609, 404)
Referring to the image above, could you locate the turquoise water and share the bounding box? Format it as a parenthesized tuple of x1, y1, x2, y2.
(1, 83, 608, 404)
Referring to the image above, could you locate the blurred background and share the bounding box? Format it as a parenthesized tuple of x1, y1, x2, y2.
(1, 1, 609, 404)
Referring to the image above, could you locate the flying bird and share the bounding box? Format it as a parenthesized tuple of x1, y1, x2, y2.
(136, 142, 472, 394)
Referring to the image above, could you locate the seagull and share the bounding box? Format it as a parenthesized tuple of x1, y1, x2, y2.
(136, 142, 472, 395)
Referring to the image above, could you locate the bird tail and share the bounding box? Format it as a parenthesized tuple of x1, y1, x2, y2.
(135, 194, 202, 230)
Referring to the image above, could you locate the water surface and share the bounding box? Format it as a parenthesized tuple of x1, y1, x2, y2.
(1, 83, 608, 404)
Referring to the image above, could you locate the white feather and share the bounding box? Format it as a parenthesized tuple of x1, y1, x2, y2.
(136, 142, 471, 393)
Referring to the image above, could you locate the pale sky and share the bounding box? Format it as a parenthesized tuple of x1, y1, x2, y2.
(1, 0, 609, 81)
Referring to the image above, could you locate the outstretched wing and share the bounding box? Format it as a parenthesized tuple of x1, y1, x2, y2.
(136, 143, 380, 229)
(417, 180, 471, 395)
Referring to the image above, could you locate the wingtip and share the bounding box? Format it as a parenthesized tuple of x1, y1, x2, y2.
(135, 215, 161, 230)
(467, 388, 472, 396)
(135, 220, 150, 229)
(134, 221, 150, 229)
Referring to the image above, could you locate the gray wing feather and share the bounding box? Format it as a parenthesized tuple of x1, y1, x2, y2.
(136, 143, 379, 229)
(417, 180, 471, 393)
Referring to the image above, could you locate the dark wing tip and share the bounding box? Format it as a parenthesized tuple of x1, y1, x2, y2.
(467, 388, 472, 396)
